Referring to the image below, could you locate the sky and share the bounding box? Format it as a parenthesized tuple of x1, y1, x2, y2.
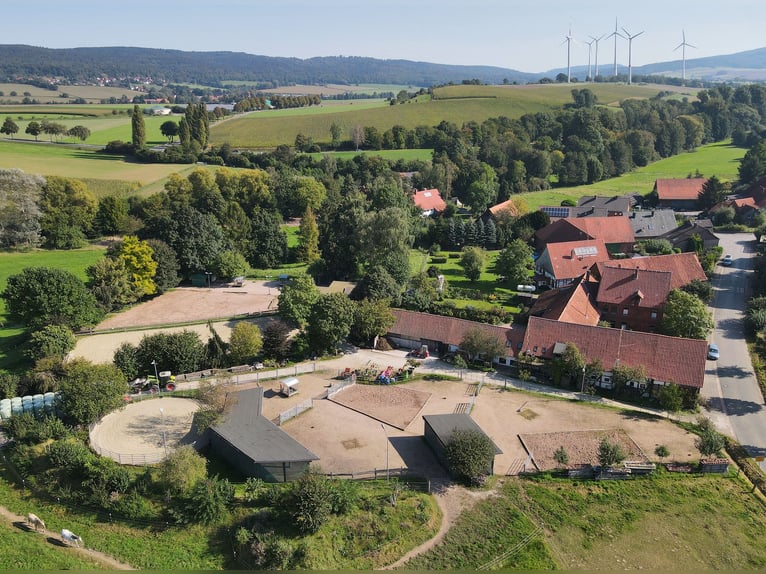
(6, 0, 765, 74)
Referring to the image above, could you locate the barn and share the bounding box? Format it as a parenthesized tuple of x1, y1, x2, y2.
(204, 387, 318, 482)
(423, 413, 502, 477)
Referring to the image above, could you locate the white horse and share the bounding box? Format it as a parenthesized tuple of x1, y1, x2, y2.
(26, 513, 45, 532)
(61, 528, 83, 548)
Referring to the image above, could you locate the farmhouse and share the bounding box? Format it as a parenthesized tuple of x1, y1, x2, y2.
(521, 316, 707, 394)
(653, 178, 707, 210)
(534, 239, 610, 289)
(422, 413, 503, 477)
(661, 219, 719, 251)
(202, 387, 318, 482)
(527, 273, 601, 326)
(480, 197, 521, 224)
(387, 309, 524, 363)
(628, 209, 678, 240)
(534, 216, 635, 254)
(594, 252, 707, 290)
(412, 188, 446, 217)
(596, 267, 672, 332)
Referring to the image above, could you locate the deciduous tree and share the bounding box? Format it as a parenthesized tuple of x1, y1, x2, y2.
(1, 117, 19, 138)
(307, 292, 355, 355)
(459, 246, 486, 282)
(661, 289, 714, 339)
(3, 267, 102, 330)
(495, 239, 534, 286)
(229, 321, 263, 365)
(296, 206, 320, 264)
(58, 359, 128, 426)
(278, 274, 320, 329)
(459, 327, 505, 363)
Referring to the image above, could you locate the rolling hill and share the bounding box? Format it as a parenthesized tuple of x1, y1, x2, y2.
(0, 44, 764, 89)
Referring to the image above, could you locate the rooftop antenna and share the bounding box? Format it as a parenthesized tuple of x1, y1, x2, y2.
(562, 27, 574, 83)
(674, 30, 697, 82)
(622, 27, 644, 85)
(589, 34, 605, 79)
(606, 18, 625, 78)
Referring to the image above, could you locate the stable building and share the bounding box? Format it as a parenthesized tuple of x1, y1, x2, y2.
(423, 413, 503, 477)
(203, 387, 318, 482)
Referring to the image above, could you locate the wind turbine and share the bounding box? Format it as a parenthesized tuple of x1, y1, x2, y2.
(674, 30, 697, 82)
(606, 18, 624, 78)
(589, 34, 604, 79)
(562, 28, 574, 83)
(622, 27, 644, 85)
(585, 38, 595, 81)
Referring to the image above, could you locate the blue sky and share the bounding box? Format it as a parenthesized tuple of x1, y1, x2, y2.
(7, 0, 764, 73)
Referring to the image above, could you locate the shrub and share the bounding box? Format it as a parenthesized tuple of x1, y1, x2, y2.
(444, 429, 496, 486)
(47, 438, 92, 471)
(597, 437, 626, 467)
(290, 471, 334, 533)
(430, 257, 447, 264)
(112, 490, 158, 521)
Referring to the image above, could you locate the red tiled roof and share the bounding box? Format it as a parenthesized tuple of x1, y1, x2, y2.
(535, 216, 634, 246)
(522, 317, 707, 389)
(566, 216, 635, 245)
(528, 275, 601, 326)
(542, 239, 610, 281)
(488, 198, 520, 217)
(596, 267, 672, 309)
(654, 178, 707, 201)
(412, 189, 446, 212)
(598, 253, 706, 290)
(388, 309, 524, 357)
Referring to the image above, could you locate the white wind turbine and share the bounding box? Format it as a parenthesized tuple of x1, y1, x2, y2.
(589, 34, 604, 79)
(622, 27, 644, 85)
(562, 28, 575, 83)
(674, 30, 697, 82)
(606, 18, 624, 78)
(585, 38, 595, 81)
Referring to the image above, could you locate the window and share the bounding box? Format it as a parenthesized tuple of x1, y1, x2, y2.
(622, 308, 629, 316)
(650, 310, 658, 319)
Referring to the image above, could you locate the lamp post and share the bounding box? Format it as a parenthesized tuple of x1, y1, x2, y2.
(380, 423, 389, 481)
(205, 271, 212, 289)
(151, 359, 159, 381)
(581, 365, 587, 394)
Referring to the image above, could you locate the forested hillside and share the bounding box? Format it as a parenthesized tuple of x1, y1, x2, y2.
(0, 45, 536, 88)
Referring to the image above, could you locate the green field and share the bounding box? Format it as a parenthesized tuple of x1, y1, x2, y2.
(0, 140, 198, 194)
(210, 83, 695, 149)
(0, 246, 105, 370)
(407, 470, 766, 570)
(519, 140, 746, 211)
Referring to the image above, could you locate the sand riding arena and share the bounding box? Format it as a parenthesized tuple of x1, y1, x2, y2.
(89, 397, 200, 465)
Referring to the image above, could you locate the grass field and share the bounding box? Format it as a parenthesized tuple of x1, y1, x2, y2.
(0, 521, 108, 570)
(0, 141, 196, 193)
(0, 83, 140, 104)
(0, 246, 105, 370)
(519, 140, 746, 211)
(406, 470, 766, 570)
(210, 83, 695, 149)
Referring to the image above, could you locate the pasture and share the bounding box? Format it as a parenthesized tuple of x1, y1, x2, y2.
(0, 141, 195, 193)
(0, 246, 105, 371)
(0, 83, 140, 104)
(520, 140, 746, 210)
(210, 82, 695, 149)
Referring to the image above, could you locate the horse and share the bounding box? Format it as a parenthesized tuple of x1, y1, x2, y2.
(61, 528, 83, 548)
(26, 513, 45, 532)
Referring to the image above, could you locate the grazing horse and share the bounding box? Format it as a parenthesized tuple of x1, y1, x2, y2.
(26, 513, 45, 532)
(61, 529, 82, 548)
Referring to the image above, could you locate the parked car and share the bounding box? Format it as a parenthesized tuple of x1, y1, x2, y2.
(707, 343, 720, 360)
(722, 254, 733, 266)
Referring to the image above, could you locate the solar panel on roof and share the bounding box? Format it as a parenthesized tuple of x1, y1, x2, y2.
(541, 206, 569, 218)
(573, 245, 598, 257)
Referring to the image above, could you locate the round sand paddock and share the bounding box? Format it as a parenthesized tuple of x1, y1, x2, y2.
(89, 397, 200, 465)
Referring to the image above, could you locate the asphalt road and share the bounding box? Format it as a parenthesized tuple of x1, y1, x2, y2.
(702, 232, 766, 468)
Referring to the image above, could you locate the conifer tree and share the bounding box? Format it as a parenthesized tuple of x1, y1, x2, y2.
(131, 105, 146, 150)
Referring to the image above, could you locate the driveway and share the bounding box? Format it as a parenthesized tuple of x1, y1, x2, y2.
(702, 232, 766, 468)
